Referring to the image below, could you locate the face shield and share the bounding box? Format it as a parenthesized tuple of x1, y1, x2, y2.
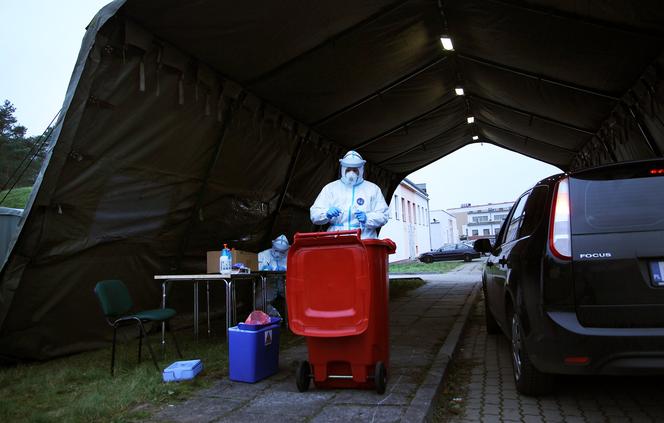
(339, 151, 366, 185)
(271, 234, 289, 253)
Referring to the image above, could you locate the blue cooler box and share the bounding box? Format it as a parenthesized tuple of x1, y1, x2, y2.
(162, 359, 203, 382)
(229, 318, 281, 383)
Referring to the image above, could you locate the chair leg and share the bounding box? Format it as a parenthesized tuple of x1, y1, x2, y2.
(137, 325, 143, 364)
(167, 321, 183, 359)
(138, 321, 160, 372)
(111, 325, 117, 377)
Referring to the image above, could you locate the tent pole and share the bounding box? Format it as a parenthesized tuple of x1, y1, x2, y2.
(265, 133, 306, 244)
(378, 121, 466, 165)
(245, 1, 406, 86)
(458, 54, 621, 101)
(354, 95, 460, 150)
(468, 94, 595, 135)
(313, 56, 450, 127)
(485, 0, 664, 40)
(174, 95, 241, 271)
(624, 100, 663, 157)
(476, 119, 579, 153)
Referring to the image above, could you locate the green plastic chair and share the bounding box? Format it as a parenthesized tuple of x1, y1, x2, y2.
(94, 279, 182, 376)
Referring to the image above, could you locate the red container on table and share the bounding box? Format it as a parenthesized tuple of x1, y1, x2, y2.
(286, 230, 396, 394)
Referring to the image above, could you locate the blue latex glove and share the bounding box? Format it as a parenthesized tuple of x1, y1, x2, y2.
(355, 211, 367, 224)
(326, 207, 341, 219)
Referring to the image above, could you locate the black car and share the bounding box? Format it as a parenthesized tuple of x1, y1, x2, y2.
(418, 243, 481, 263)
(474, 158, 664, 396)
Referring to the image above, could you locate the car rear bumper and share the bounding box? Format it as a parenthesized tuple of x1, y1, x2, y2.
(526, 310, 664, 375)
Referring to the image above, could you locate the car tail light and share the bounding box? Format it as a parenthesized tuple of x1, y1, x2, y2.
(650, 168, 664, 175)
(549, 177, 571, 260)
(564, 356, 590, 365)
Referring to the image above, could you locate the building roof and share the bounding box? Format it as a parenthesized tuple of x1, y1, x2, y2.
(446, 201, 514, 212)
(401, 178, 429, 199)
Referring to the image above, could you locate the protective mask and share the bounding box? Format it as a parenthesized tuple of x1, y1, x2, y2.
(346, 171, 358, 184)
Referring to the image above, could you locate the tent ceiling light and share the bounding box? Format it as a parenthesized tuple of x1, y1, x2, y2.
(467, 116, 475, 124)
(440, 36, 454, 51)
(455, 88, 464, 96)
(472, 135, 479, 140)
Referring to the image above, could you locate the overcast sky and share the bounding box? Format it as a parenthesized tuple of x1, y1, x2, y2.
(0, 0, 111, 135)
(1, 1, 562, 210)
(408, 143, 561, 210)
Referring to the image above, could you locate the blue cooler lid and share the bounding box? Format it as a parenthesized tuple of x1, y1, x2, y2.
(237, 317, 281, 331)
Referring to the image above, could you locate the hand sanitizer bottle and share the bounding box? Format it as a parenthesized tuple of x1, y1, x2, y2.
(220, 244, 231, 276)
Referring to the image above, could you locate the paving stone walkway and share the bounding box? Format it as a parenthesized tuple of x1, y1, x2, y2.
(443, 299, 664, 423)
(149, 262, 482, 422)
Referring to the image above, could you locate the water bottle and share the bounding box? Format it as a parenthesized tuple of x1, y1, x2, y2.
(219, 244, 232, 276)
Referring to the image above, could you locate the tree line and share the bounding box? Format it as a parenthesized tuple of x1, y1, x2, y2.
(0, 100, 47, 191)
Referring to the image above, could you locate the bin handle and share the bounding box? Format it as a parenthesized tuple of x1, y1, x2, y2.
(383, 239, 397, 254)
(294, 230, 361, 242)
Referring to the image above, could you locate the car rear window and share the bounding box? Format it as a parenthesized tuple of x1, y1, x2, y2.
(570, 176, 664, 234)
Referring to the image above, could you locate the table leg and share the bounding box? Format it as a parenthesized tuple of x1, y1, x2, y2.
(284, 281, 289, 330)
(206, 281, 211, 337)
(224, 279, 231, 340)
(261, 275, 268, 311)
(161, 281, 167, 356)
(194, 282, 199, 341)
(232, 281, 237, 327)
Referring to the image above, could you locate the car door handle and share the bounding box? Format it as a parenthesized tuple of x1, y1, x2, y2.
(498, 257, 509, 267)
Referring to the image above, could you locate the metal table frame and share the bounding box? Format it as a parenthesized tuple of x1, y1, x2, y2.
(154, 273, 268, 352)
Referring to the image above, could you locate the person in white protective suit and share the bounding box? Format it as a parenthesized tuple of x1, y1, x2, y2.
(310, 150, 389, 239)
(258, 234, 289, 272)
(257, 234, 289, 316)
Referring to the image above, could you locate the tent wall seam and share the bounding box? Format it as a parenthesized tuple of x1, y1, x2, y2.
(244, 0, 407, 86)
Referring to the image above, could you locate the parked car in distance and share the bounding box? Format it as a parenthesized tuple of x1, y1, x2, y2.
(474, 158, 664, 396)
(418, 243, 480, 263)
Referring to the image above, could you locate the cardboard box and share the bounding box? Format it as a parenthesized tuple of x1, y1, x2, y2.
(207, 250, 258, 273)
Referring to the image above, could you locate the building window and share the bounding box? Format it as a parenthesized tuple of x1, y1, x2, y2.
(401, 198, 406, 222)
(472, 216, 489, 223)
(407, 201, 412, 223)
(483, 229, 490, 235)
(394, 195, 399, 220)
(494, 228, 500, 235)
(472, 229, 479, 236)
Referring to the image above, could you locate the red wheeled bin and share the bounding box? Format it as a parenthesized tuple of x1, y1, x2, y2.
(286, 230, 396, 394)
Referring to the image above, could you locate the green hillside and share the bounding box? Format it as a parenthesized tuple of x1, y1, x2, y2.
(0, 186, 31, 208)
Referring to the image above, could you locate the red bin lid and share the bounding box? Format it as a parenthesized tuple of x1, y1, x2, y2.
(286, 231, 371, 337)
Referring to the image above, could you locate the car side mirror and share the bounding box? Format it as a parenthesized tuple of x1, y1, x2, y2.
(473, 238, 492, 253)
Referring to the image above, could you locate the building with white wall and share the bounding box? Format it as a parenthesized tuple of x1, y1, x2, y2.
(446, 202, 514, 241)
(429, 209, 459, 249)
(381, 178, 431, 262)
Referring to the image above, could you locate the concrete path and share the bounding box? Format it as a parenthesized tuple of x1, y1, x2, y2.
(441, 297, 664, 423)
(149, 262, 482, 423)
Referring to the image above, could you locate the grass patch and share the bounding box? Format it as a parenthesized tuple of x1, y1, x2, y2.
(389, 261, 464, 274)
(0, 327, 227, 423)
(0, 279, 428, 422)
(432, 301, 482, 422)
(389, 278, 426, 298)
(431, 356, 475, 422)
(0, 186, 31, 209)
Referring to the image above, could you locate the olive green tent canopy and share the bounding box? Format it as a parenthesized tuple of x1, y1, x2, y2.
(1, 0, 663, 359)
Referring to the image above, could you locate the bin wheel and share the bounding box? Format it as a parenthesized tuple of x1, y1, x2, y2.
(296, 360, 311, 392)
(374, 361, 387, 395)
